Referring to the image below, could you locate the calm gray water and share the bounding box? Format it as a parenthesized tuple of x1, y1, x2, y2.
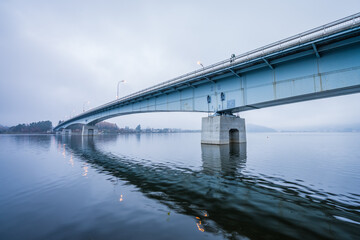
(0, 133, 359, 239)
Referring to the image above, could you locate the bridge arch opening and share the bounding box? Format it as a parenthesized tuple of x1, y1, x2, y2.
(229, 129, 239, 143)
(87, 128, 94, 136)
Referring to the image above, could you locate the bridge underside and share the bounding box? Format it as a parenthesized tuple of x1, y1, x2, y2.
(56, 37, 360, 129)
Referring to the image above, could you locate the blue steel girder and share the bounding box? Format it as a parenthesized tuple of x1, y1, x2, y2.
(186, 83, 197, 89)
(205, 77, 216, 83)
(262, 58, 274, 69)
(54, 23, 360, 131)
(312, 43, 321, 58)
(228, 68, 241, 78)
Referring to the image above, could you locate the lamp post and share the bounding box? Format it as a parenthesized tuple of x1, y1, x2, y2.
(197, 61, 204, 69)
(117, 80, 126, 99)
(83, 101, 90, 112)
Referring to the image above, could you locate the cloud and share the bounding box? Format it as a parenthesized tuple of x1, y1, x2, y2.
(0, 0, 359, 129)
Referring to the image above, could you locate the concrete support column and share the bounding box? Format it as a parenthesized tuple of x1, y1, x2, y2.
(61, 129, 72, 135)
(201, 115, 246, 144)
(81, 125, 98, 136)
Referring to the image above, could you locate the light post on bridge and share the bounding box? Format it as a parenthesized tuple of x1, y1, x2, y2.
(197, 61, 204, 69)
(70, 109, 76, 118)
(117, 80, 126, 99)
(83, 101, 90, 112)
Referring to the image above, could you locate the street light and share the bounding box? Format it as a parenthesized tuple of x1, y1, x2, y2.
(197, 61, 204, 69)
(117, 80, 126, 99)
(83, 101, 90, 112)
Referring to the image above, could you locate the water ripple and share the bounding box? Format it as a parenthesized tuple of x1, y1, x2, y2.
(56, 136, 360, 240)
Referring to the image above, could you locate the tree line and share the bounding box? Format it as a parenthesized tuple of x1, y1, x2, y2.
(1, 121, 53, 133)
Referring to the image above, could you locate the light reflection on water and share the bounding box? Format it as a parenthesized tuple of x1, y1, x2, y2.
(0, 133, 359, 239)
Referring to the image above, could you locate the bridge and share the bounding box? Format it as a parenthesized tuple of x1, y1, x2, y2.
(54, 13, 360, 144)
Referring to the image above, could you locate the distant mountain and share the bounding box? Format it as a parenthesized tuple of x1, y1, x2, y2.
(7, 121, 52, 133)
(96, 121, 119, 132)
(323, 123, 360, 132)
(279, 123, 360, 132)
(246, 124, 277, 132)
(0, 124, 9, 133)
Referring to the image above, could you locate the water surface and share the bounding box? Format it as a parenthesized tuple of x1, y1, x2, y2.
(0, 133, 359, 239)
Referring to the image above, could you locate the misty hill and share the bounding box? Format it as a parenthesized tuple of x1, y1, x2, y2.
(319, 123, 360, 132)
(246, 124, 277, 132)
(0, 125, 9, 133)
(96, 122, 119, 133)
(280, 123, 360, 132)
(4, 121, 52, 134)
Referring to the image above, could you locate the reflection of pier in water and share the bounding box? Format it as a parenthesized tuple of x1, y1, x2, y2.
(56, 135, 360, 240)
(201, 143, 246, 177)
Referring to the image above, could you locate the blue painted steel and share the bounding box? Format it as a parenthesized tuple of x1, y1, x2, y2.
(54, 13, 360, 130)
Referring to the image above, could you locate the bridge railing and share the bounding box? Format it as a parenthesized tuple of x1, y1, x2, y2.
(65, 12, 360, 124)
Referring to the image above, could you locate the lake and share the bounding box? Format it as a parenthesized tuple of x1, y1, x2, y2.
(0, 133, 359, 239)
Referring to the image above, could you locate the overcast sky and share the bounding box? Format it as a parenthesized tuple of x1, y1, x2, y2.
(1, 0, 360, 130)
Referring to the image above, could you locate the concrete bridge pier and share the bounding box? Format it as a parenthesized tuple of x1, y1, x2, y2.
(61, 129, 72, 135)
(82, 125, 98, 136)
(201, 115, 246, 145)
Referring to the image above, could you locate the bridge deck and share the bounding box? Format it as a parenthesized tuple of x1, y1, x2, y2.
(55, 13, 360, 130)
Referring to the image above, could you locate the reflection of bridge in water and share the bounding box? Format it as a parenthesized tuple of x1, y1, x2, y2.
(57, 135, 360, 239)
